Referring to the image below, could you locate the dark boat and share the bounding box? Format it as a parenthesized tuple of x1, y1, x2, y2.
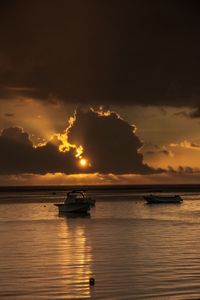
(144, 194, 183, 204)
(54, 190, 95, 213)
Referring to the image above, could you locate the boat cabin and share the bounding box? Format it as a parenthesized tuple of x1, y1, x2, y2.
(64, 191, 86, 204)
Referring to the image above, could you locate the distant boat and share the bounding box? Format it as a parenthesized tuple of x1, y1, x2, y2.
(54, 190, 95, 213)
(144, 194, 183, 204)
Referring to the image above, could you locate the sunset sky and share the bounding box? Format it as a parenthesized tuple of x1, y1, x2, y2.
(1, 0, 200, 185)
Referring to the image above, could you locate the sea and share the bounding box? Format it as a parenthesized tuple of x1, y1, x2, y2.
(1, 185, 200, 299)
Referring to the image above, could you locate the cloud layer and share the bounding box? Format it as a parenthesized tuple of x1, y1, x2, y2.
(1, 1, 200, 108)
(0, 108, 159, 175)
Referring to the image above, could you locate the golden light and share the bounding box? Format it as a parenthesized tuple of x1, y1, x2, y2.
(75, 145, 83, 158)
(79, 158, 87, 167)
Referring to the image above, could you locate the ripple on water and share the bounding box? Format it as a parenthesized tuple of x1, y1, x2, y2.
(0, 200, 200, 299)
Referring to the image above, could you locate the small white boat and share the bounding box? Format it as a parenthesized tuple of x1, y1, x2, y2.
(144, 194, 183, 204)
(54, 190, 95, 213)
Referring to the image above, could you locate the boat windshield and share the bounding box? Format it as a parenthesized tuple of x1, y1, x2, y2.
(64, 191, 86, 204)
(68, 192, 84, 198)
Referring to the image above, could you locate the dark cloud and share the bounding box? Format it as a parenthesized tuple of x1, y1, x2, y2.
(0, 127, 77, 175)
(189, 108, 200, 118)
(67, 108, 160, 174)
(190, 142, 200, 148)
(142, 142, 172, 156)
(0, 109, 161, 175)
(4, 113, 14, 117)
(168, 166, 198, 174)
(159, 150, 171, 156)
(0, 1, 200, 108)
(145, 149, 171, 156)
(159, 108, 167, 116)
(174, 107, 200, 118)
(174, 110, 189, 118)
(145, 150, 155, 155)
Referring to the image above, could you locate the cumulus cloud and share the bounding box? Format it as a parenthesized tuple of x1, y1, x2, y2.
(67, 107, 161, 174)
(0, 109, 161, 175)
(0, 1, 200, 109)
(0, 127, 78, 175)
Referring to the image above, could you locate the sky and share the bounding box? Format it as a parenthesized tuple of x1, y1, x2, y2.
(1, 0, 200, 185)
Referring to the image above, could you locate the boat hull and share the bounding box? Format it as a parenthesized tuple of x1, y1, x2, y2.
(144, 195, 183, 204)
(54, 203, 90, 213)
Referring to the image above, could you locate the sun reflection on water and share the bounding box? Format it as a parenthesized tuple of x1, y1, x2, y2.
(57, 218, 93, 299)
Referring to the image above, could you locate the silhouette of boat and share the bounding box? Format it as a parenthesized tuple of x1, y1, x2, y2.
(54, 190, 95, 213)
(144, 194, 183, 204)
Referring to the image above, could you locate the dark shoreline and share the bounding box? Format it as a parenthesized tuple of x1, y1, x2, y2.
(1, 184, 200, 193)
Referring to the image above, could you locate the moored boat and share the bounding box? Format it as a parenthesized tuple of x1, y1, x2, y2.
(144, 194, 183, 204)
(54, 190, 95, 213)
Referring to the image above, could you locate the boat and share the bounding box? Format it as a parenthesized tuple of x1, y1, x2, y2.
(54, 190, 95, 213)
(144, 194, 183, 204)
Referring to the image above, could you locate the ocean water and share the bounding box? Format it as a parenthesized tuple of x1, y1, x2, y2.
(1, 190, 200, 299)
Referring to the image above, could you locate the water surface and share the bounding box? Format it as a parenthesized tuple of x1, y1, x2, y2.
(1, 192, 200, 299)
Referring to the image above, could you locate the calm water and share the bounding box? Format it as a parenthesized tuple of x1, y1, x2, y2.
(1, 192, 200, 299)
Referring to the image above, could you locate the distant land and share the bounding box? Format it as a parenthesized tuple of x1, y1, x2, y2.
(1, 184, 200, 194)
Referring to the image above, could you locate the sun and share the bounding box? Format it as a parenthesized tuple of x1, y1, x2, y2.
(79, 158, 87, 167)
